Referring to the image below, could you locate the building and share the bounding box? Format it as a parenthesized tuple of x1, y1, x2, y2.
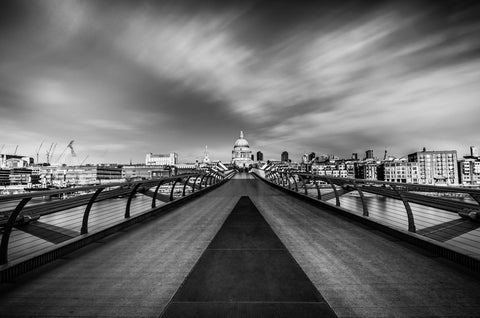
(38, 165, 124, 187)
(365, 150, 374, 160)
(281, 151, 289, 162)
(408, 149, 458, 185)
(9, 168, 40, 186)
(311, 161, 348, 178)
(122, 165, 170, 181)
(355, 160, 380, 180)
(146, 153, 178, 166)
(351, 153, 358, 160)
(0, 169, 11, 185)
(470, 146, 479, 158)
(383, 158, 420, 183)
(231, 131, 254, 168)
(63, 166, 123, 186)
(256, 151, 263, 161)
(458, 158, 480, 186)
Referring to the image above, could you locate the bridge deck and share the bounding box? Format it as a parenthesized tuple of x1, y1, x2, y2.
(1, 174, 480, 317)
(306, 187, 480, 256)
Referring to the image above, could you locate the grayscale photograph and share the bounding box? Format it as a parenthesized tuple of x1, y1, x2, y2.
(0, 0, 479, 317)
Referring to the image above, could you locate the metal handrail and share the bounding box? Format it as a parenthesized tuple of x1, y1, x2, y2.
(261, 171, 480, 234)
(0, 171, 228, 265)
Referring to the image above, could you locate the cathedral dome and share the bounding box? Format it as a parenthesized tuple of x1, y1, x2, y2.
(234, 131, 249, 148)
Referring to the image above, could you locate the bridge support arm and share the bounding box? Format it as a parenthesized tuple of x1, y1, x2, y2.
(182, 177, 191, 197)
(326, 179, 340, 207)
(170, 178, 183, 201)
(299, 175, 308, 195)
(291, 174, 298, 192)
(152, 181, 164, 208)
(352, 181, 369, 217)
(315, 181, 322, 200)
(81, 188, 105, 235)
(0, 198, 32, 264)
(390, 185, 416, 232)
(125, 183, 142, 219)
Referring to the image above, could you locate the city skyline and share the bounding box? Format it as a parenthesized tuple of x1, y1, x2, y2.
(1, 1, 479, 163)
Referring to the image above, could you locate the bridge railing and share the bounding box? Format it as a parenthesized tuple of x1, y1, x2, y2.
(0, 170, 233, 266)
(261, 170, 480, 234)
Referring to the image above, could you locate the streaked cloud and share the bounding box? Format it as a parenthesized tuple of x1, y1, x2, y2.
(0, 0, 479, 163)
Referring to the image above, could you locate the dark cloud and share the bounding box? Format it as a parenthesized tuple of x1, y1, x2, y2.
(0, 0, 479, 163)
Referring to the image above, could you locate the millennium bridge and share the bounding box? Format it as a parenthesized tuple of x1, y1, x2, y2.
(1, 167, 480, 317)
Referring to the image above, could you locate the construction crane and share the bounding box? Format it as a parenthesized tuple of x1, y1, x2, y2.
(35, 141, 44, 164)
(56, 140, 75, 165)
(50, 143, 57, 163)
(46, 143, 53, 164)
(67, 140, 76, 157)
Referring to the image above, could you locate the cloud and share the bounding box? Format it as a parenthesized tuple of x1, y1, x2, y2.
(1, 0, 479, 162)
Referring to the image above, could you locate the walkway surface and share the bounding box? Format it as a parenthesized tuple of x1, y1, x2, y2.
(1, 173, 480, 317)
(161, 196, 336, 317)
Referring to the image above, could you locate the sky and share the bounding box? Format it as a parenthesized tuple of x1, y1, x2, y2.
(1, 0, 479, 164)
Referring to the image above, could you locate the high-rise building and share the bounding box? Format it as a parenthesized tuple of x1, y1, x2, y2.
(365, 150, 374, 160)
(256, 151, 263, 161)
(146, 153, 178, 166)
(352, 153, 358, 160)
(281, 151, 289, 162)
(470, 146, 479, 158)
(302, 153, 308, 164)
(408, 149, 458, 185)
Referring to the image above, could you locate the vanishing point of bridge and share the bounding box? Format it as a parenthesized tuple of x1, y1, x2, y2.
(1, 170, 480, 317)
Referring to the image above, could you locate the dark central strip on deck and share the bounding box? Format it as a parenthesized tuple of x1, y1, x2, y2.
(160, 196, 337, 318)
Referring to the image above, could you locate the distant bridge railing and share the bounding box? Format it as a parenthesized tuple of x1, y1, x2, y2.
(0, 170, 234, 268)
(263, 170, 480, 232)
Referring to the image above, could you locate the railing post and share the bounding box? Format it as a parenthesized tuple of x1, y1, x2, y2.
(125, 183, 142, 219)
(81, 188, 105, 235)
(352, 181, 369, 216)
(152, 181, 164, 208)
(0, 197, 31, 264)
(326, 178, 340, 206)
(390, 185, 416, 232)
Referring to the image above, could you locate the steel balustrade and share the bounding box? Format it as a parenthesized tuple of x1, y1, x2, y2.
(0, 171, 228, 265)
